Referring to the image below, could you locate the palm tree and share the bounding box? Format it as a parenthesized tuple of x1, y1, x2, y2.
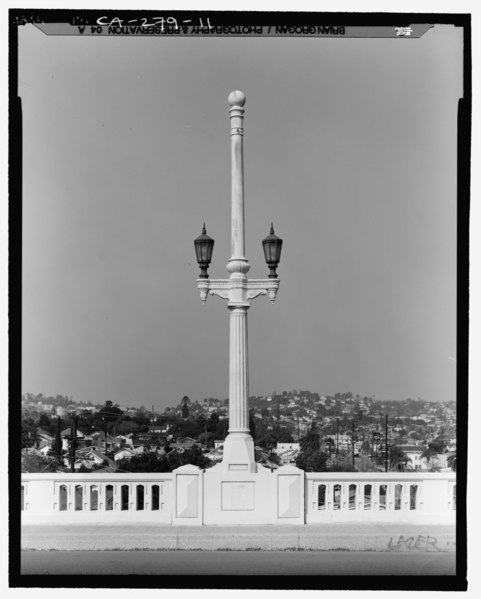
(389, 446, 410, 471)
(299, 422, 320, 453)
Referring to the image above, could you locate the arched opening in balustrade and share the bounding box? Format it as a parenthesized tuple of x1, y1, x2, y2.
(364, 484, 372, 510)
(379, 484, 387, 510)
(317, 484, 326, 510)
(90, 485, 99, 511)
(21, 485, 25, 511)
(75, 485, 83, 510)
(136, 485, 144, 510)
(106, 484, 113, 511)
(152, 485, 160, 511)
(333, 484, 341, 510)
(121, 485, 129, 510)
(349, 484, 356, 510)
(394, 484, 402, 510)
(410, 484, 418, 510)
(59, 485, 67, 511)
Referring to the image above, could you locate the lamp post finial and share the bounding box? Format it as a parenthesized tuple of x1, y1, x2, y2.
(228, 90, 246, 107)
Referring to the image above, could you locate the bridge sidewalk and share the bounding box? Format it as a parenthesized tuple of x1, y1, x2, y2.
(21, 522, 456, 552)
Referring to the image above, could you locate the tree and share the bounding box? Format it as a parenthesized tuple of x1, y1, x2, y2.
(116, 452, 171, 473)
(181, 403, 190, 419)
(276, 428, 295, 443)
(257, 433, 278, 451)
(22, 453, 56, 473)
(299, 423, 320, 453)
(166, 445, 212, 470)
(98, 401, 123, 420)
(330, 458, 357, 472)
(421, 440, 444, 460)
(117, 446, 213, 473)
(249, 408, 256, 440)
(447, 452, 457, 472)
(207, 412, 220, 433)
(360, 440, 371, 455)
(389, 446, 410, 471)
(38, 413, 51, 431)
(266, 451, 281, 466)
(295, 423, 326, 471)
(53, 418, 63, 462)
(116, 420, 140, 435)
(324, 437, 335, 455)
(22, 418, 37, 448)
(296, 450, 328, 472)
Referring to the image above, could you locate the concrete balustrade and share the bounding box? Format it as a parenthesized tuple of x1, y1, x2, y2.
(21, 472, 173, 524)
(305, 472, 456, 524)
(21, 468, 456, 526)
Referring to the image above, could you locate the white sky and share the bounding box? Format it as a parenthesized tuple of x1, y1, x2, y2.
(18, 18, 462, 409)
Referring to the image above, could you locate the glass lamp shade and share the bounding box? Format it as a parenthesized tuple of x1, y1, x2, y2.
(262, 223, 283, 278)
(194, 223, 214, 278)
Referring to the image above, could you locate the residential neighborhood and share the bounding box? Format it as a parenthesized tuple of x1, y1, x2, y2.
(21, 390, 456, 474)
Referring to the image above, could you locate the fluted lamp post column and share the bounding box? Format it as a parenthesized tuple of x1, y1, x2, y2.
(194, 91, 283, 473)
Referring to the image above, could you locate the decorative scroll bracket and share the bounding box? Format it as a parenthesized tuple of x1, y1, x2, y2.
(197, 278, 280, 305)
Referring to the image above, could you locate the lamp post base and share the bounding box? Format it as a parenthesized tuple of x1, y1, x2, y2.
(220, 432, 257, 473)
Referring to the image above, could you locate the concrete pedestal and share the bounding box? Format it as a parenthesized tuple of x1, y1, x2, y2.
(220, 432, 256, 473)
(203, 464, 274, 525)
(202, 464, 305, 525)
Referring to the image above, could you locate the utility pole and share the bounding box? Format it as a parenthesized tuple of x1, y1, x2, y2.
(55, 417, 62, 465)
(352, 421, 355, 469)
(385, 414, 389, 473)
(103, 417, 109, 455)
(336, 418, 340, 456)
(69, 415, 78, 473)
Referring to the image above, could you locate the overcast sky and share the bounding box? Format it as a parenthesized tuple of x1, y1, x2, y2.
(19, 22, 462, 409)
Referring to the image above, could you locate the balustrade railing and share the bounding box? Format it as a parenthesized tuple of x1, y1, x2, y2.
(21, 469, 456, 525)
(21, 473, 173, 523)
(305, 472, 456, 523)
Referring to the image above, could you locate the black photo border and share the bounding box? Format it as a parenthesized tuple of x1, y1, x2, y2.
(8, 8, 470, 592)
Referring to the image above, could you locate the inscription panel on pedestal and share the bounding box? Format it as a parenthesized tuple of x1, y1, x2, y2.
(221, 481, 255, 511)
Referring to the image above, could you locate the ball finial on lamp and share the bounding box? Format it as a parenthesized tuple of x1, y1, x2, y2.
(228, 90, 246, 107)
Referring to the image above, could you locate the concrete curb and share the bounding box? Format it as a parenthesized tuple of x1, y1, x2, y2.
(21, 523, 456, 552)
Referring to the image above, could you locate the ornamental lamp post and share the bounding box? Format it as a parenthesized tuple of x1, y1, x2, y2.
(194, 90, 283, 472)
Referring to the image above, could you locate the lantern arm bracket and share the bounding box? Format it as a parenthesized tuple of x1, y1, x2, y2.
(247, 278, 280, 304)
(246, 288, 267, 300)
(196, 278, 231, 304)
(197, 277, 280, 304)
